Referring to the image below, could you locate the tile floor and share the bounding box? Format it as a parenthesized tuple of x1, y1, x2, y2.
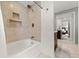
(37, 39, 79, 58)
(55, 47, 71, 58)
(55, 39, 79, 58)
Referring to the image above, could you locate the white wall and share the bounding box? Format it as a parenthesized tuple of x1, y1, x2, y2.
(41, 2, 54, 57)
(0, 3, 7, 57)
(78, 2, 79, 45)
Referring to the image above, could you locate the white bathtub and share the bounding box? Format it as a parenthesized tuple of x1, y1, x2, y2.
(7, 39, 40, 58)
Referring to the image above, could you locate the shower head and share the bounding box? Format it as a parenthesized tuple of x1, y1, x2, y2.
(27, 4, 34, 12)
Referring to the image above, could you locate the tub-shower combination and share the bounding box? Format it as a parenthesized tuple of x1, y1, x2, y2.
(6, 39, 40, 58)
(0, 1, 41, 58)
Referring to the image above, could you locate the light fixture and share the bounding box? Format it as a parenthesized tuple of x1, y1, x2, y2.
(10, 4, 14, 8)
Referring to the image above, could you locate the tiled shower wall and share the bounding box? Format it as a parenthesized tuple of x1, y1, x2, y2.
(27, 2, 41, 42)
(1, 2, 30, 43)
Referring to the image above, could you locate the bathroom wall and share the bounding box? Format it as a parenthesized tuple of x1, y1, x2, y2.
(78, 2, 79, 46)
(0, 3, 7, 57)
(1, 2, 30, 43)
(75, 7, 78, 44)
(27, 2, 41, 41)
(41, 2, 54, 57)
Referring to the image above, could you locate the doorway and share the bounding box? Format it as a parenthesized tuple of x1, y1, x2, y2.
(54, 10, 76, 58)
(56, 12, 75, 43)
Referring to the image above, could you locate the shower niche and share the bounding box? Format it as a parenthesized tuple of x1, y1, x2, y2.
(9, 12, 22, 27)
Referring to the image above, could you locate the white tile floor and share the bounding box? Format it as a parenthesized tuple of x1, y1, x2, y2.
(55, 39, 79, 58)
(36, 39, 79, 58)
(37, 39, 79, 58)
(55, 47, 71, 58)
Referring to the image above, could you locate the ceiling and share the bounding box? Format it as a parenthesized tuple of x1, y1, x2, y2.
(54, 1, 78, 13)
(18, 1, 78, 13)
(18, 1, 34, 7)
(18, 1, 40, 7)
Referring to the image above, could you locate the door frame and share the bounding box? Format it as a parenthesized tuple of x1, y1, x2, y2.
(55, 7, 78, 44)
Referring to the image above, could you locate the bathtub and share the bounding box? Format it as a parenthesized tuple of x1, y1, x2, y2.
(7, 39, 40, 58)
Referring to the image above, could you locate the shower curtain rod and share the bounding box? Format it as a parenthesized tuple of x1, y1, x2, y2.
(33, 1, 43, 9)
